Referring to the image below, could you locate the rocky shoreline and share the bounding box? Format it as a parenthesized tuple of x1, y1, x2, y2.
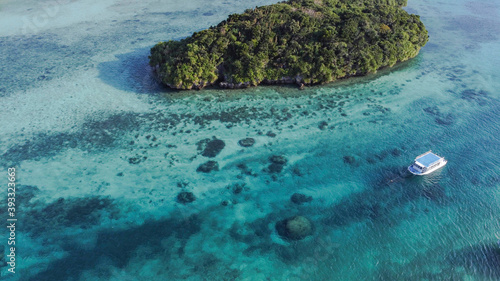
(219, 75, 307, 89)
(153, 65, 307, 90)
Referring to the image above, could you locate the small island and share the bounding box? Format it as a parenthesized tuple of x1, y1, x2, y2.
(149, 0, 428, 90)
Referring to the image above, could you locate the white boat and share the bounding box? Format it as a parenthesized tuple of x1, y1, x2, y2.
(408, 151, 447, 175)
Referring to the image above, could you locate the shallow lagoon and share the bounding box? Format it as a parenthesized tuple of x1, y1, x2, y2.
(0, 0, 499, 280)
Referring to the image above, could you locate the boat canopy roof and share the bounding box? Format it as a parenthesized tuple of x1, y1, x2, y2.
(415, 152, 441, 167)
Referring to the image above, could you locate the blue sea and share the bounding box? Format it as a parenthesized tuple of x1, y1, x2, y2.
(0, 0, 499, 280)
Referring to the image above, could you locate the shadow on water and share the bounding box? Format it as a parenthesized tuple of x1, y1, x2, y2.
(448, 242, 500, 280)
(96, 33, 196, 96)
(27, 212, 202, 281)
(97, 46, 171, 95)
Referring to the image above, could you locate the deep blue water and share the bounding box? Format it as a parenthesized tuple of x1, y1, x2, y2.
(0, 0, 499, 280)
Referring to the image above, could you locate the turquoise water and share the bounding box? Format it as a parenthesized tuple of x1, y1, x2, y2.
(0, 0, 499, 280)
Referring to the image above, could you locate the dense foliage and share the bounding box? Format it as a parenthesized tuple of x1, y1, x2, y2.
(149, 0, 428, 90)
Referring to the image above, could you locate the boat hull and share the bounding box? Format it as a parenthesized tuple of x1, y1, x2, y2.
(408, 160, 447, 175)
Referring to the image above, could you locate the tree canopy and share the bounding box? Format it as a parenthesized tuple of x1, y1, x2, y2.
(149, 0, 428, 90)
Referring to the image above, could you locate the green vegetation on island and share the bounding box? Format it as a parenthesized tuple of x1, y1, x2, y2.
(149, 0, 428, 90)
